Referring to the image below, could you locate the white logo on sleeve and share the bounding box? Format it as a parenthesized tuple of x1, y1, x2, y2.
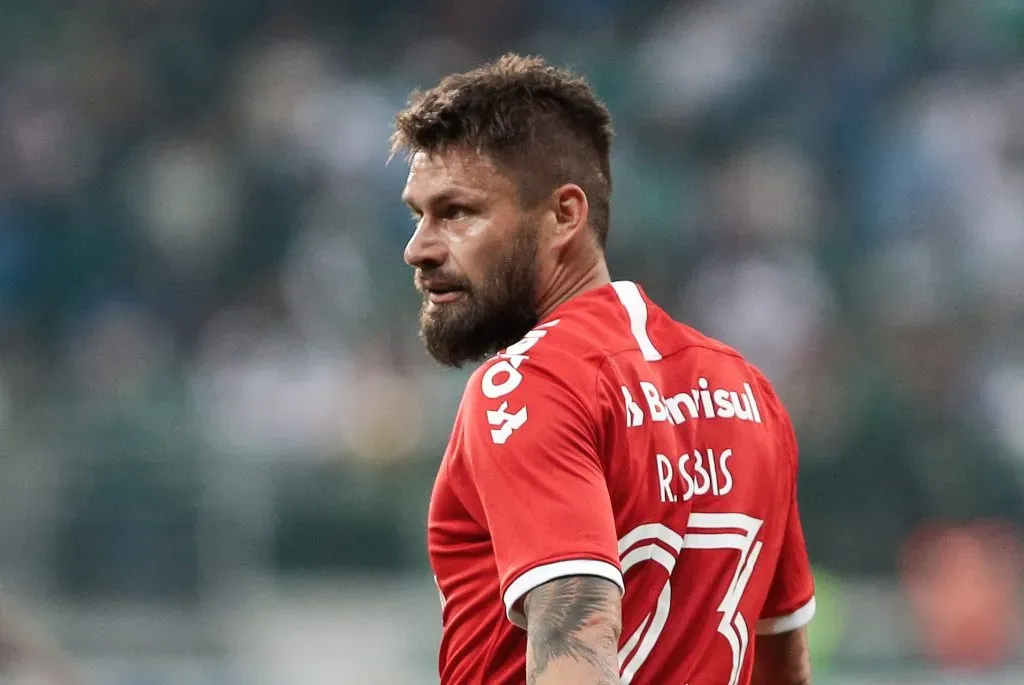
(479, 320, 560, 444)
(482, 358, 526, 399)
(487, 401, 528, 444)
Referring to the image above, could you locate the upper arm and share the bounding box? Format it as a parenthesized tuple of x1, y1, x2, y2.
(758, 408, 816, 635)
(458, 332, 623, 627)
(752, 626, 812, 685)
(757, 490, 816, 634)
(523, 575, 622, 685)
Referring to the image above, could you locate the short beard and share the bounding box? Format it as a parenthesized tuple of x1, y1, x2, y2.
(418, 220, 539, 368)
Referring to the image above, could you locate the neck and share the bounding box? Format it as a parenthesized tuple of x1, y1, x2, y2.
(535, 257, 611, 321)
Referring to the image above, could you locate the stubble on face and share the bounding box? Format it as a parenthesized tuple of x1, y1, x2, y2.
(418, 215, 540, 368)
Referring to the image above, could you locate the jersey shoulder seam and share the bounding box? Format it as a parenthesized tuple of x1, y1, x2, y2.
(599, 339, 748, 367)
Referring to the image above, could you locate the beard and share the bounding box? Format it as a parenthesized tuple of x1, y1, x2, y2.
(417, 218, 540, 368)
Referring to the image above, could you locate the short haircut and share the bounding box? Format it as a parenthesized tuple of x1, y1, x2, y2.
(391, 53, 614, 247)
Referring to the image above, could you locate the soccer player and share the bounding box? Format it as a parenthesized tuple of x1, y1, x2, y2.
(392, 54, 815, 685)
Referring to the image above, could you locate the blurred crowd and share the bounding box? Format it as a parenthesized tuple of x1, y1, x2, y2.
(0, 0, 1022, 632)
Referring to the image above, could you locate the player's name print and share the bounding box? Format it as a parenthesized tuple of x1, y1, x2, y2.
(621, 377, 761, 428)
(655, 448, 735, 503)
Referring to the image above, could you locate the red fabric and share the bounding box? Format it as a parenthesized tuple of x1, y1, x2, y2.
(428, 283, 815, 685)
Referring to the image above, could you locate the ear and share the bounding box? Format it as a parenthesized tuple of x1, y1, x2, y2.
(548, 183, 590, 251)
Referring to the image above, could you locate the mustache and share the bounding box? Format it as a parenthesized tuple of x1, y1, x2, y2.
(415, 271, 471, 293)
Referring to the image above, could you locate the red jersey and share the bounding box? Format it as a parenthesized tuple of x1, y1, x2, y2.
(427, 281, 815, 685)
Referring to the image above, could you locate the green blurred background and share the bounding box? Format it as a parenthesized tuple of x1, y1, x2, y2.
(0, 0, 1022, 683)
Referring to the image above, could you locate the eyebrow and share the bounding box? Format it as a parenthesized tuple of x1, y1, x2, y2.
(403, 188, 480, 212)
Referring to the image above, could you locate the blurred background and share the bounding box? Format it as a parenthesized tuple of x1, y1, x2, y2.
(0, 0, 1022, 683)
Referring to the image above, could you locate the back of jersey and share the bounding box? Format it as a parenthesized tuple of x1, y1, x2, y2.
(599, 282, 815, 685)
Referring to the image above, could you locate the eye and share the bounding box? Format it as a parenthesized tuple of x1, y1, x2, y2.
(440, 204, 471, 220)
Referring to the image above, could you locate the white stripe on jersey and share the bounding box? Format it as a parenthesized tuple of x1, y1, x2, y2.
(504, 559, 625, 629)
(756, 596, 817, 635)
(612, 281, 663, 362)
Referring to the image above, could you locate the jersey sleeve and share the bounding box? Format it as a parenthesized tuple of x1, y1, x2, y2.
(757, 414, 816, 635)
(458, 344, 623, 629)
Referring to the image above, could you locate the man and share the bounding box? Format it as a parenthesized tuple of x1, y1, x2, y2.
(393, 54, 815, 685)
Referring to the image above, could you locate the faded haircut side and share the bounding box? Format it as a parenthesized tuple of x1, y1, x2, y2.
(391, 54, 614, 247)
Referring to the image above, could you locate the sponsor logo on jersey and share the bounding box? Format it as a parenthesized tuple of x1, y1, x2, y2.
(480, 320, 560, 444)
(622, 377, 761, 428)
(487, 401, 529, 445)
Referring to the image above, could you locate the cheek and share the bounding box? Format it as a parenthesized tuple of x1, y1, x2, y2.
(447, 220, 508, 273)
(447, 216, 504, 246)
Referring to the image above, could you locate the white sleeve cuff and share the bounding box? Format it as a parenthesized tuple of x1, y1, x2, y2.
(503, 559, 625, 629)
(756, 596, 816, 635)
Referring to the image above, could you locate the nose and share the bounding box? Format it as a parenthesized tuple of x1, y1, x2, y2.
(404, 222, 447, 270)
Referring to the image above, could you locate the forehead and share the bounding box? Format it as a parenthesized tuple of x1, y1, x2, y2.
(401, 149, 516, 205)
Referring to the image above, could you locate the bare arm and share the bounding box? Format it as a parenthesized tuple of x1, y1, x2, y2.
(523, 576, 622, 685)
(752, 627, 812, 685)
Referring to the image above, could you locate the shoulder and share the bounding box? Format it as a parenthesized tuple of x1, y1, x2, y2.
(655, 312, 772, 389)
(676, 336, 799, 460)
(465, 317, 608, 403)
(653, 319, 795, 429)
(457, 318, 607, 448)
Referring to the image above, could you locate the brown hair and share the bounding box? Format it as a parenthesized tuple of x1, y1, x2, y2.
(391, 53, 614, 247)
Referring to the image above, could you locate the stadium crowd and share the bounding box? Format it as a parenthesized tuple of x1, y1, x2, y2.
(0, 0, 1022, 641)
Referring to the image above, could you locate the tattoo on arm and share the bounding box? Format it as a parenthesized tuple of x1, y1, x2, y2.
(524, 576, 622, 685)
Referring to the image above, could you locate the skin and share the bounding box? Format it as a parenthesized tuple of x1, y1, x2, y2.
(523, 577, 622, 685)
(402, 147, 621, 683)
(752, 628, 813, 685)
(401, 148, 610, 334)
